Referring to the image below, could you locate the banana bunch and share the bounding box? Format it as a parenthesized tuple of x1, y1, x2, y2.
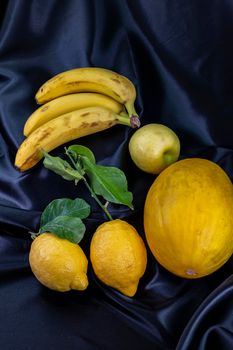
(15, 67, 140, 172)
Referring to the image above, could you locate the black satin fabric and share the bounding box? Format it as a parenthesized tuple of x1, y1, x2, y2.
(0, 1, 233, 349)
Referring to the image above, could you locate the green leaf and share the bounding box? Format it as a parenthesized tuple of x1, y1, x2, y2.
(43, 151, 83, 181)
(67, 145, 96, 164)
(40, 198, 91, 227)
(82, 157, 134, 209)
(39, 215, 85, 244)
(39, 198, 91, 243)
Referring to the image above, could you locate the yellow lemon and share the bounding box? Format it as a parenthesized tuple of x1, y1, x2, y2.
(29, 232, 88, 291)
(144, 158, 233, 278)
(90, 219, 147, 297)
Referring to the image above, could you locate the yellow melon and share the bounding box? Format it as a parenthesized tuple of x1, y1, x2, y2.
(144, 158, 233, 278)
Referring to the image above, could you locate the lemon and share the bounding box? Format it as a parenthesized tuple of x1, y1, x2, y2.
(29, 233, 88, 291)
(90, 219, 147, 297)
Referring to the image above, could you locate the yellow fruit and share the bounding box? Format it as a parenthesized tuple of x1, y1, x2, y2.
(29, 233, 88, 291)
(129, 123, 180, 174)
(90, 219, 147, 297)
(144, 158, 233, 278)
(23, 93, 125, 136)
(15, 106, 133, 172)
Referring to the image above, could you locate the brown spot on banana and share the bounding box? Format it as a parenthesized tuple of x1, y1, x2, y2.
(80, 122, 90, 128)
(41, 105, 49, 112)
(65, 81, 82, 86)
(61, 115, 73, 127)
(37, 128, 54, 140)
(90, 122, 99, 127)
(110, 77, 122, 84)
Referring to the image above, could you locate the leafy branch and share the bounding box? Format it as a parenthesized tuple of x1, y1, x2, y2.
(42, 145, 133, 222)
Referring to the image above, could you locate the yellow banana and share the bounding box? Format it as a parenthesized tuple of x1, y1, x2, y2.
(35, 67, 138, 118)
(15, 106, 140, 172)
(24, 92, 126, 137)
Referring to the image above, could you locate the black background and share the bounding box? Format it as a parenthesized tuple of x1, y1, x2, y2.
(0, 1, 233, 349)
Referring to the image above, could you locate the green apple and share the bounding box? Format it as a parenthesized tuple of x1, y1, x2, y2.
(128, 123, 180, 174)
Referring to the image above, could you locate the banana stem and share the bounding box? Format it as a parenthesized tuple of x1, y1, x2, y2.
(124, 100, 139, 119)
(117, 114, 141, 128)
